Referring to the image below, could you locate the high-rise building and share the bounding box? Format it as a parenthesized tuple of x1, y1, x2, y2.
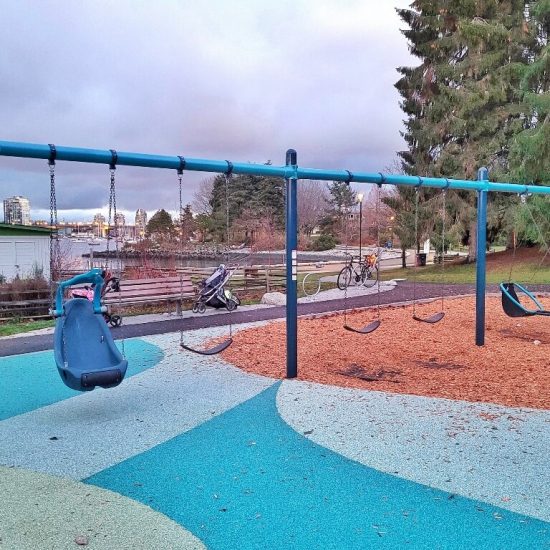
(135, 209, 147, 240)
(3, 196, 31, 225)
(93, 213, 106, 237)
(114, 213, 125, 227)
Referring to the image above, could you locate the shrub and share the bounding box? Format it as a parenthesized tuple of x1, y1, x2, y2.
(307, 234, 337, 251)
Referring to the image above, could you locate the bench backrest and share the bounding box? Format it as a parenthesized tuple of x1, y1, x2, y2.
(103, 275, 195, 303)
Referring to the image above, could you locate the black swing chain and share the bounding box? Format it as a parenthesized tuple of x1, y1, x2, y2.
(49, 156, 60, 303)
(224, 171, 233, 338)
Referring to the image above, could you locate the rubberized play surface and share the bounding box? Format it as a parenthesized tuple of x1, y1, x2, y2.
(1, 321, 548, 548)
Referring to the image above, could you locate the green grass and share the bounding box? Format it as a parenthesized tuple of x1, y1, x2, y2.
(0, 319, 55, 337)
(380, 262, 550, 285)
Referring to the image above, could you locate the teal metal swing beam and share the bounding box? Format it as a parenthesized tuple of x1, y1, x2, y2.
(2, 140, 550, 375)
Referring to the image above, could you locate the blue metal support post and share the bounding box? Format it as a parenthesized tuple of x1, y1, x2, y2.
(285, 149, 298, 378)
(475, 167, 489, 346)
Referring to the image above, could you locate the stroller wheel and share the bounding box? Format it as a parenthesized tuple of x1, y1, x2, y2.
(192, 303, 199, 313)
(110, 315, 122, 327)
(232, 294, 241, 306)
(197, 302, 207, 314)
(226, 299, 237, 312)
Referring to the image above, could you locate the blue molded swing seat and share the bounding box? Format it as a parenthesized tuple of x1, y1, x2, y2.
(54, 298, 128, 391)
(500, 282, 550, 318)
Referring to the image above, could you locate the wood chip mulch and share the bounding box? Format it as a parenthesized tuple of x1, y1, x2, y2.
(221, 296, 550, 410)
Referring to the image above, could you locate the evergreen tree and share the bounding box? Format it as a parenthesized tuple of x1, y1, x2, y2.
(145, 209, 174, 243)
(396, 1, 544, 259)
(209, 172, 285, 242)
(509, 1, 550, 184)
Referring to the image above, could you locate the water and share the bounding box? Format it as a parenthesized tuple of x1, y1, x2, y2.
(61, 238, 343, 272)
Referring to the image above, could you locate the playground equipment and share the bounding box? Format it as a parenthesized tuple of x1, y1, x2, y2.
(48, 147, 126, 389)
(51, 269, 128, 391)
(500, 193, 550, 317)
(179, 166, 235, 355)
(2, 141, 550, 378)
(342, 181, 382, 334)
(411, 187, 447, 324)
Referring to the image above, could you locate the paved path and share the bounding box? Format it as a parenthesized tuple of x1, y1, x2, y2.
(0, 281, 483, 356)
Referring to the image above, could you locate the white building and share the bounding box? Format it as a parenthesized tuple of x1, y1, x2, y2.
(0, 223, 50, 281)
(3, 196, 31, 225)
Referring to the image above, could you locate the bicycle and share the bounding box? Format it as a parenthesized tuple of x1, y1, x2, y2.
(337, 252, 378, 290)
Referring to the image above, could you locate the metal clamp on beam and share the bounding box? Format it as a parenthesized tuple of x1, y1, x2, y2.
(177, 155, 186, 175)
(48, 144, 57, 166)
(109, 149, 118, 171)
(225, 160, 233, 176)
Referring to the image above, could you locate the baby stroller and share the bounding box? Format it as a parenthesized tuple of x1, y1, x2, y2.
(192, 264, 240, 314)
(70, 271, 122, 327)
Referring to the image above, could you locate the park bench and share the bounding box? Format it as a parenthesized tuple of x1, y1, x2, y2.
(434, 253, 462, 264)
(103, 275, 195, 315)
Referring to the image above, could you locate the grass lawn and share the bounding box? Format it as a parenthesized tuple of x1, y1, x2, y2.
(0, 319, 55, 338)
(381, 248, 550, 285)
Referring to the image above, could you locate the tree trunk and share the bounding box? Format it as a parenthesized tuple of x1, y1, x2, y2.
(401, 247, 407, 268)
(468, 220, 477, 263)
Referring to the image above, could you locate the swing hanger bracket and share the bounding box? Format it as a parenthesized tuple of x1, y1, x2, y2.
(377, 172, 386, 187)
(345, 170, 353, 184)
(109, 149, 118, 171)
(224, 160, 234, 176)
(48, 144, 57, 166)
(177, 155, 186, 175)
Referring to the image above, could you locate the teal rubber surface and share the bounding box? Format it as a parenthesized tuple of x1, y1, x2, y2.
(0, 339, 163, 420)
(87, 383, 548, 550)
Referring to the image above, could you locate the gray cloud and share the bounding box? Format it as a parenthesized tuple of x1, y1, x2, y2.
(0, 0, 414, 222)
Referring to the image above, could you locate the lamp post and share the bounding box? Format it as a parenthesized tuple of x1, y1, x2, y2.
(357, 193, 364, 260)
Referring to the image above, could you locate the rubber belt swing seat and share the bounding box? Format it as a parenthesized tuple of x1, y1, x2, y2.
(179, 338, 233, 356)
(413, 311, 445, 324)
(344, 320, 381, 334)
(500, 282, 550, 317)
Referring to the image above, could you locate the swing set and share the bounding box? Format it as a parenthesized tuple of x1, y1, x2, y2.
(1, 141, 550, 382)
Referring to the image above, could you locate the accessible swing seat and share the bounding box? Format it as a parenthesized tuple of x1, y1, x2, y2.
(52, 269, 128, 391)
(500, 282, 550, 318)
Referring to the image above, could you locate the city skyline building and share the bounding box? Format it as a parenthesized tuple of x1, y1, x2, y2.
(135, 208, 147, 240)
(3, 196, 31, 225)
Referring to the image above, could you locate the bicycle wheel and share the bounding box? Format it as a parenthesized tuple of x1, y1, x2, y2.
(337, 267, 352, 290)
(362, 266, 377, 288)
(302, 272, 321, 296)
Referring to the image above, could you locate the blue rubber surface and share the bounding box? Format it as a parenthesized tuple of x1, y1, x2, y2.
(0, 339, 163, 421)
(87, 383, 549, 550)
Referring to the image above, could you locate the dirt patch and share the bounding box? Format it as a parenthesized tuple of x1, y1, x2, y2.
(221, 296, 550, 409)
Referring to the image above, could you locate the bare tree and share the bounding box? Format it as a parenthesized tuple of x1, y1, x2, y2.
(297, 180, 329, 236)
(192, 176, 215, 215)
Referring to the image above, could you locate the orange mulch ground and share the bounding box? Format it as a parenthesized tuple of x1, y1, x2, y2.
(221, 296, 550, 410)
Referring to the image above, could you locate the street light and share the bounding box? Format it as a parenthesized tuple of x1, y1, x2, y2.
(356, 193, 364, 260)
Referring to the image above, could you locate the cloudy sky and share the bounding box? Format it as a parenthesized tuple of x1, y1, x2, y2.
(1, 0, 414, 223)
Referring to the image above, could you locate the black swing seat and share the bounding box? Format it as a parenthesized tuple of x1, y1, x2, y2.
(180, 338, 233, 356)
(344, 320, 381, 334)
(500, 282, 550, 318)
(413, 312, 445, 324)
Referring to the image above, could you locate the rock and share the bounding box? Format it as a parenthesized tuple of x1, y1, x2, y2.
(261, 292, 286, 306)
(74, 535, 88, 546)
(533, 340, 541, 345)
